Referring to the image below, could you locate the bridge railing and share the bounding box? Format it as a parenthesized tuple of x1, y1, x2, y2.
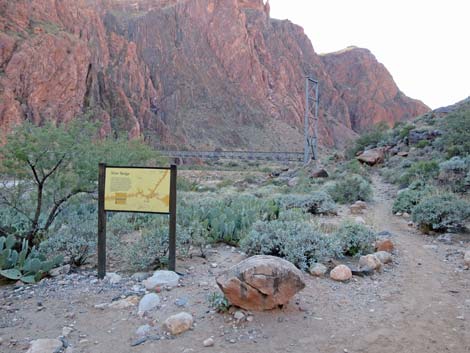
(159, 150, 304, 162)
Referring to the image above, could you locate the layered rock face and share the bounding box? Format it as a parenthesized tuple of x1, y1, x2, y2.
(0, 0, 429, 148)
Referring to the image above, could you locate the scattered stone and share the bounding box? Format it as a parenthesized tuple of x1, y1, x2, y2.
(397, 151, 409, 157)
(309, 263, 328, 277)
(330, 265, 352, 282)
(395, 212, 403, 216)
(374, 251, 393, 264)
(359, 254, 382, 272)
(26, 339, 63, 353)
(311, 169, 329, 178)
(104, 272, 122, 285)
(402, 212, 410, 218)
(138, 293, 161, 315)
(464, 251, 470, 268)
(356, 147, 385, 166)
(96, 296, 139, 310)
(163, 312, 194, 335)
(49, 265, 71, 277)
(175, 297, 188, 307)
(376, 239, 394, 252)
(131, 272, 151, 282)
(287, 177, 299, 187)
(210, 263, 218, 268)
(62, 326, 73, 337)
(233, 310, 245, 321)
(437, 233, 453, 244)
(203, 337, 215, 347)
(377, 230, 393, 238)
(216, 255, 305, 311)
(143, 271, 180, 291)
(130, 337, 147, 347)
(135, 324, 152, 337)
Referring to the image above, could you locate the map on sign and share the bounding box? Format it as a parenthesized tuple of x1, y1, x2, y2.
(104, 167, 171, 213)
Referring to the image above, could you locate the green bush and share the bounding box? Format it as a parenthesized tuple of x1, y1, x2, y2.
(40, 200, 97, 266)
(416, 140, 430, 149)
(439, 156, 470, 192)
(438, 109, 470, 157)
(326, 174, 373, 204)
(334, 221, 376, 257)
(411, 193, 470, 232)
(398, 161, 439, 186)
(277, 191, 337, 215)
(240, 220, 340, 270)
(392, 188, 426, 214)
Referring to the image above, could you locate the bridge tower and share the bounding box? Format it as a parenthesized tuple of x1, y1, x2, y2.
(304, 76, 319, 164)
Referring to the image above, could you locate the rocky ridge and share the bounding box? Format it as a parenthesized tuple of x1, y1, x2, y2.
(0, 0, 429, 148)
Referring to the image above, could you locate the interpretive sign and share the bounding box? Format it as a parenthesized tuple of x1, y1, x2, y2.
(104, 167, 171, 213)
(97, 164, 177, 279)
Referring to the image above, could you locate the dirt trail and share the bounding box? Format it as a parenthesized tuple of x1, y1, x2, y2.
(0, 176, 468, 353)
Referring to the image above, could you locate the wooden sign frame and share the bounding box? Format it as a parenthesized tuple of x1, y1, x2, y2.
(97, 163, 177, 279)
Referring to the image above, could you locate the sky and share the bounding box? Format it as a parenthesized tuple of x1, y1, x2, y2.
(269, 0, 470, 109)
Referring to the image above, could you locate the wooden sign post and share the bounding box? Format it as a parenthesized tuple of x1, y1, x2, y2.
(97, 164, 177, 279)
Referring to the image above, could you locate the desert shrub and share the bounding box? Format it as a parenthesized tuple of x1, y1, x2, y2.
(40, 200, 97, 266)
(207, 292, 230, 312)
(326, 174, 373, 204)
(177, 176, 199, 191)
(123, 217, 192, 271)
(439, 156, 470, 192)
(438, 109, 470, 157)
(392, 189, 425, 214)
(411, 193, 470, 232)
(398, 161, 439, 186)
(277, 192, 336, 215)
(337, 159, 370, 179)
(178, 194, 279, 245)
(416, 140, 430, 149)
(334, 221, 376, 257)
(240, 220, 340, 270)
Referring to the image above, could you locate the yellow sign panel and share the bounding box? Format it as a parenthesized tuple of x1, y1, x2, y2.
(104, 167, 171, 213)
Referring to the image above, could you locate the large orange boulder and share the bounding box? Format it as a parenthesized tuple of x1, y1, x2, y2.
(216, 255, 305, 311)
(357, 148, 386, 166)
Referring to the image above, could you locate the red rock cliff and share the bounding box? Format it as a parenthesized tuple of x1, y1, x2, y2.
(0, 0, 429, 149)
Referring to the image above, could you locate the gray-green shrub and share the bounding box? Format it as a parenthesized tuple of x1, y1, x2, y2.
(240, 220, 340, 270)
(278, 191, 337, 215)
(334, 221, 376, 257)
(411, 193, 470, 232)
(326, 174, 373, 204)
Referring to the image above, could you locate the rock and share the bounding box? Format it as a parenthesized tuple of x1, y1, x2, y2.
(104, 272, 122, 285)
(175, 297, 188, 307)
(464, 251, 470, 268)
(397, 151, 409, 157)
(311, 169, 329, 178)
(402, 212, 410, 218)
(61, 326, 73, 337)
(409, 129, 441, 144)
(374, 251, 393, 264)
(233, 310, 245, 321)
(203, 337, 215, 347)
(216, 255, 305, 311)
(377, 230, 393, 238)
(395, 212, 403, 216)
(138, 293, 160, 315)
(143, 271, 180, 291)
(350, 201, 367, 214)
(356, 148, 385, 166)
(210, 263, 218, 268)
(105, 296, 139, 309)
(49, 265, 71, 277)
(26, 339, 63, 353)
(135, 324, 152, 337)
(163, 312, 193, 335)
(330, 265, 352, 281)
(359, 254, 382, 272)
(287, 177, 299, 187)
(309, 263, 328, 277)
(436, 233, 453, 244)
(355, 216, 366, 225)
(376, 239, 394, 252)
(131, 272, 151, 282)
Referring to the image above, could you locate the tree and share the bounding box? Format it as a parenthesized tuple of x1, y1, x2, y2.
(0, 120, 158, 245)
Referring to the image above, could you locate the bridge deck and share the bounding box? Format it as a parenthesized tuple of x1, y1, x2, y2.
(159, 150, 304, 161)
